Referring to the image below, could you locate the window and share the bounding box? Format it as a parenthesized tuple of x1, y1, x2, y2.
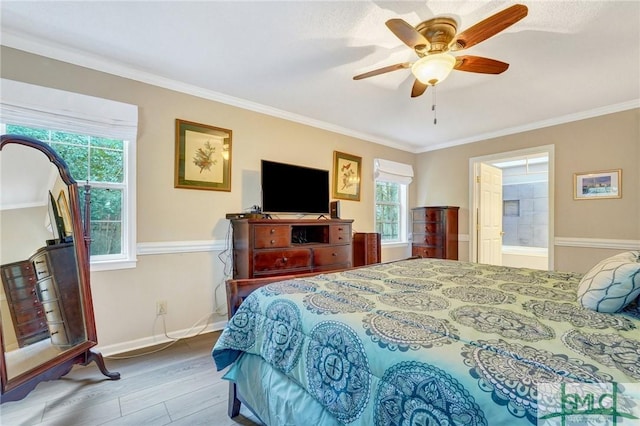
(1, 79, 138, 270)
(375, 181, 405, 241)
(2, 124, 126, 257)
(374, 159, 413, 244)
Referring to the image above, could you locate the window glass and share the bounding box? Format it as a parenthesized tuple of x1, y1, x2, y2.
(375, 181, 404, 242)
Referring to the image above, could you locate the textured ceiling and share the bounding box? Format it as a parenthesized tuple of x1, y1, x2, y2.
(1, 1, 639, 153)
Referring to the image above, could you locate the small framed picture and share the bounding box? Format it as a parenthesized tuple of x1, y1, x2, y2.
(573, 169, 621, 200)
(332, 151, 361, 201)
(175, 119, 232, 191)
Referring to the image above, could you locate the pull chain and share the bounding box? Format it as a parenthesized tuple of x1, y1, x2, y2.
(432, 84, 437, 125)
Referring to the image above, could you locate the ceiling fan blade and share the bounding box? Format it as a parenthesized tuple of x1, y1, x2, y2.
(451, 4, 528, 51)
(454, 55, 509, 74)
(411, 79, 428, 98)
(353, 62, 411, 80)
(386, 18, 430, 52)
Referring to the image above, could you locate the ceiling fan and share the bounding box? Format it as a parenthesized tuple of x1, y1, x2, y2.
(353, 4, 528, 98)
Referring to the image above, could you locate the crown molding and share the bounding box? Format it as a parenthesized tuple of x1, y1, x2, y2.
(1, 29, 412, 152)
(419, 99, 640, 153)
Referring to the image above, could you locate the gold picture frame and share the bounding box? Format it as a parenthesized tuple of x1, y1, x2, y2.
(332, 151, 361, 201)
(573, 169, 621, 200)
(57, 190, 73, 236)
(175, 119, 232, 191)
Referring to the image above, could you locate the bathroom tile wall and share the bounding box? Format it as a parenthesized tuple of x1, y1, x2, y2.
(502, 182, 548, 247)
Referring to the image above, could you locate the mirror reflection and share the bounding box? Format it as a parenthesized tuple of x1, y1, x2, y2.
(0, 143, 87, 381)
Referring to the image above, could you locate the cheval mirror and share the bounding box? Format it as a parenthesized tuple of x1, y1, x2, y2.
(0, 134, 119, 403)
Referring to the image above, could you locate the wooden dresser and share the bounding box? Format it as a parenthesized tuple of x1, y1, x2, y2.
(411, 206, 459, 260)
(1, 243, 84, 349)
(231, 219, 353, 279)
(1, 260, 48, 348)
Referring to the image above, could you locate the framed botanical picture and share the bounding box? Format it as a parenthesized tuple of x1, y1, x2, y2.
(332, 151, 361, 201)
(573, 169, 621, 200)
(175, 119, 232, 191)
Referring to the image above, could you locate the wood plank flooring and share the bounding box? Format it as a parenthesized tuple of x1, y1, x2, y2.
(0, 332, 262, 426)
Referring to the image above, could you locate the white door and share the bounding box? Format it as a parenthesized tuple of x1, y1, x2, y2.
(478, 163, 503, 265)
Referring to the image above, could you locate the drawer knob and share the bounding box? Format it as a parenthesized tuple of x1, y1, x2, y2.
(46, 310, 54, 314)
(270, 229, 275, 234)
(282, 257, 288, 263)
(41, 288, 49, 293)
(332, 252, 337, 257)
(270, 240, 275, 244)
(51, 331, 59, 335)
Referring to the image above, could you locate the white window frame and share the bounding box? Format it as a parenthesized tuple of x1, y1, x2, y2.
(374, 159, 413, 245)
(1, 79, 138, 271)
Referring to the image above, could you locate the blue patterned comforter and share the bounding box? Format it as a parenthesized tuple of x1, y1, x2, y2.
(212, 258, 640, 425)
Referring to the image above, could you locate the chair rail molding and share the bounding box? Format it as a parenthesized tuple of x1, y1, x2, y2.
(554, 237, 640, 251)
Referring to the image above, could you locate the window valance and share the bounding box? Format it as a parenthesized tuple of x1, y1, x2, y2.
(374, 158, 414, 184)
(1, 79, 138, 141)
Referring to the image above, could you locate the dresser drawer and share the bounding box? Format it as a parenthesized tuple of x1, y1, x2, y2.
(412, 222, 444, 234)
(412, 234, 444, 246)
(253, 249, 311, 272)
(254, 225, 291, 248)
(42, 300, 64, 322)
(313, 245, 351, 266)
(4, 274, 37, 293)
(2, 262, 35, 280)
(33, 255, 51, 279)
(13, 296, 42, 312)
(8, 283, 38, 301)
(38, 278, 59, 302)
(329, 225, 351, 244)
(16, 318, 49, 339)
(413, 208, 444, 222)
(412, 245, 444, 259)
(48, 322, 70, 346)
(14, 306, 46, 325)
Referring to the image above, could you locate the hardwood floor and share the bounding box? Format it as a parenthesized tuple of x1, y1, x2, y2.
(0, 332, 262, 426)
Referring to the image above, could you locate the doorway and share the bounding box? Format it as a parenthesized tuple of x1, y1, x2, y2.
(469, 145, 555, 270)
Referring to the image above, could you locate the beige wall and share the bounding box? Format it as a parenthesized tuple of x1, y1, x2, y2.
(1, 47, 415, 352)
(415, 108, 640, 272)
(3, 45, 638, 354)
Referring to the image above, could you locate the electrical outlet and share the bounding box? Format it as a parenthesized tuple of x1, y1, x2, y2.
(156, 300, 167, 316)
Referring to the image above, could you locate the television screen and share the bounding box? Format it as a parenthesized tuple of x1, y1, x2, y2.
(261, 160, 329, 214)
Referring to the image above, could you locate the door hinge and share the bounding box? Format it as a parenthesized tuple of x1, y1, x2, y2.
(476, 176, 481, 183)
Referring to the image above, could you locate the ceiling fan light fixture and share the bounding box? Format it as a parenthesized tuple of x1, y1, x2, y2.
(411, 53, 456, 86)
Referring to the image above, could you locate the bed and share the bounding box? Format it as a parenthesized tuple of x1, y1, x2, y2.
(212, 256, 640, 425)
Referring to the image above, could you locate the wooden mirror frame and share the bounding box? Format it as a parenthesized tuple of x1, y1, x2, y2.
(0, 134, 119, 403)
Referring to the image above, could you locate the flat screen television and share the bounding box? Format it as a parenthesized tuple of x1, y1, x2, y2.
(261, 159, 329, 214)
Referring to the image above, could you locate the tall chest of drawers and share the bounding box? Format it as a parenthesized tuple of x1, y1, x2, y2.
(31, 243, 86, 348)
(411, 206, 459, 260)
(1, 260, 49, 348)
(231, 219, 353, 279)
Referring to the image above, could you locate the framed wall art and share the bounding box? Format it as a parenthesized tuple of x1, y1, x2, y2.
(175, 119, 232, 191)
(573, 169, 621, 200)
(332, 151, 361, 201)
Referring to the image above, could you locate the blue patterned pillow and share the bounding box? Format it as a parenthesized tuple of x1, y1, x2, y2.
(577, 251, 640, 312)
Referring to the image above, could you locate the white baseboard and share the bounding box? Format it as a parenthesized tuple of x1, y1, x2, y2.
(95, 319, 227, 357)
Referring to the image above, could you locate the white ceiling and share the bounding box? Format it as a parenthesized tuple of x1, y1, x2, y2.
(1, 1, 639, 153)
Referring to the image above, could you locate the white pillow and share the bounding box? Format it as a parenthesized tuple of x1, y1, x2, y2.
(577, 251, 640, 313)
